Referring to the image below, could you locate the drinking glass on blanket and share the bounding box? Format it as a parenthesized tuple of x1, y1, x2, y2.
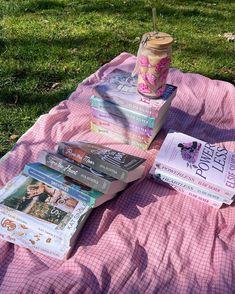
(136, 32, 173, 98)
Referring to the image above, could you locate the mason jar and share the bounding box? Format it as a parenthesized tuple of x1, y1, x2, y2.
(137, 32, 173, 98)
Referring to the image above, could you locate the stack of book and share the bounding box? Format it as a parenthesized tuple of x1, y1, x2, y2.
(90, 69, 177, 150)
(150, 131, 235, 208)
(0, 141, 146, 259)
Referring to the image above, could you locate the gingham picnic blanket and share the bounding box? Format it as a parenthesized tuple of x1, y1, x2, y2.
(0, 53, 235, 293)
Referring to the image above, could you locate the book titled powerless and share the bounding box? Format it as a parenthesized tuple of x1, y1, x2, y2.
(152, 131, 235, 200)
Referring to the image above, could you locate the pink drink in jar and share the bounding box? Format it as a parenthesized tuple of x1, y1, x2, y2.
(137, 32, 173, 98)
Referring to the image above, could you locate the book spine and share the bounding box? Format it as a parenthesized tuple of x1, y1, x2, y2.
(91, 119, 152, 144)
(94, 90, 154, 116)
(91, 96, 155, 128)
(156, 162, 235, 200)
(58, 143, 127, 181)
(94, 84, 176, 116)
(154, 169, 232, 205)
(151, 174, 222, 208)
(39, 152, 111, 194)
(170, 184, 223, 208)
(0, 206, 66, 259)
(91, 122, 149, 150)
(23, 165, 94, 207)
(91, 108, 154, 136)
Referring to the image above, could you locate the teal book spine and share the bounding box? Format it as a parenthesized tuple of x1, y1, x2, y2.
(90, 95, 156, 128)
(23, 162, 102, 207)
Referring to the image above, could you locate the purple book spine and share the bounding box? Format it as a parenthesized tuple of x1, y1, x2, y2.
(91, 108, 154, 137)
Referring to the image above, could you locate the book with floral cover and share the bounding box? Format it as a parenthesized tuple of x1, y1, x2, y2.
(153, 131, 235, 199)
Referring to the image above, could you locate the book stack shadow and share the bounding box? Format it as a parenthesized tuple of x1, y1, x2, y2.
(0, 142, 146, 259)
(90, 69, 177, 150)
(150, 131, 235, 208)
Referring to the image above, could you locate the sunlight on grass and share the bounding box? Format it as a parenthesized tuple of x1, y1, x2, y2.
(0, 0, 234, 156)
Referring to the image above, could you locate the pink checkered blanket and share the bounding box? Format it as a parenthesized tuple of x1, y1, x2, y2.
(0, 53, 235, 293)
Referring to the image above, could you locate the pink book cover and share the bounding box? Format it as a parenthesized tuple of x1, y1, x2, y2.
(155, 131, 235, 199)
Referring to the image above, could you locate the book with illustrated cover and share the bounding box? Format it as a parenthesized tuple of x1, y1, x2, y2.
(57, 141, 146, 183)
(23, 162, 117, 208)
(93, 69, 177, 116)
(38, 151, 127, 194)
(153, 131, 235, 199)
(0, 173, 91, 259)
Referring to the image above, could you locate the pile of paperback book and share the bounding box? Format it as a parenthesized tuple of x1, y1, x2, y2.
(90, 69, 177, 150)
(0, 142, 146, 259)
(150, 130, 235, 208)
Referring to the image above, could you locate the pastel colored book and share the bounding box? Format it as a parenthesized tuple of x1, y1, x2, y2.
(91, 118, 152, 143)
(0, 173, 91, 259)
(154, 131, 235, 199)
(91, 105, 168, 149)
(57, 141, 146, 182)
(152, 168, 231, 205)
(93, 69, 177, 116)
(38, 151, 127, 194)
(91, 122, 149, 150)
(91, 107, 155, 137)
(91, 95, 156, 128)
(23, 162, 117, 208)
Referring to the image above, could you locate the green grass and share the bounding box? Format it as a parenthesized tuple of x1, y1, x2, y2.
(0, 0, 234, 157)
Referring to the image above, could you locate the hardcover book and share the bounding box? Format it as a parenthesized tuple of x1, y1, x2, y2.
(93, 69, 177, 116)
(0, 173, 91, 259)
(38, 151, 127, 194)
(57, 141, 146, 183)
(153, 131, 235, 199)
(23, 162, 117, 208)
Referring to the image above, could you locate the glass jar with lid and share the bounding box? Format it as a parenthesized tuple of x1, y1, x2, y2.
(137, 32, 173, 98)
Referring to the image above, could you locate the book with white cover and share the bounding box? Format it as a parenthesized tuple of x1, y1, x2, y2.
(153, 131, 235, 199)
(0, 173, 91, 259)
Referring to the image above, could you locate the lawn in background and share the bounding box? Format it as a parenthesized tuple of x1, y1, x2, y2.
(0, 0, 234, 157)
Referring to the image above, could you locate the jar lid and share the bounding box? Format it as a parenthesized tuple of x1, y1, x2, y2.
(146, 32, 173, 49)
